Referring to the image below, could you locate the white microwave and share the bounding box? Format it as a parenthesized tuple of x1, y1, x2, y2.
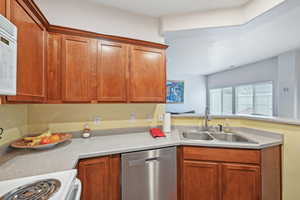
(0, 14, 17, 95)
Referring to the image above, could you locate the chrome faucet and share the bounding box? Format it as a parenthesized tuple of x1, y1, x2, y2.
(204, 107, 211, 131)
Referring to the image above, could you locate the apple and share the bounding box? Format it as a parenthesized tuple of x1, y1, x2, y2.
(40, 137, 51, 145)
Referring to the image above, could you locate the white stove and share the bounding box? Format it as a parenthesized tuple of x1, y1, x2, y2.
(0, 170, 81, 200)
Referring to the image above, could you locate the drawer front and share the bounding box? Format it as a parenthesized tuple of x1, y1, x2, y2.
(183, 147, 260, 164)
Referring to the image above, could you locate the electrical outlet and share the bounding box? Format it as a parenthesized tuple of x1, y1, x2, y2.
(94, 116, 101, 125)
(147, 114, 153, 121)
(130, 112, 136, 122)
(158, 114, 164, 122)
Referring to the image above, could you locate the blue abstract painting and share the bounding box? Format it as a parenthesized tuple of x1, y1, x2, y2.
(167, 80, 184, 103)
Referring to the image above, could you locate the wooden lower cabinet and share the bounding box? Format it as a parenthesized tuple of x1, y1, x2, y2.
(183, 161, 220, 200)
(77, 146, 281, 200)
(180, 146, 281, 200)
(77, 155, 120, 200)
(222, 163, 260, 200)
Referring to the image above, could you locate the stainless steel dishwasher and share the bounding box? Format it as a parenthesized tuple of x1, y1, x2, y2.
(122, 147, 177, 200)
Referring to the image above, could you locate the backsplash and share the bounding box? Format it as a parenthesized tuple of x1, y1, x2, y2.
(0, 105, 28, 146)
(0, 104, 165, 146)
(28, 104, 157, 123)
(27, 104, 164, 133)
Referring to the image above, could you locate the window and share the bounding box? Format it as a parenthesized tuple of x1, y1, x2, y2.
(235, 82, 273, 116)
(209, 87, 233, 115)
(209, 82, 273, 116)
(254, 82, 273, 116)
(236, 85, 253, 115)
(210, 89, 222, 115)
(222, 87, 233, 114)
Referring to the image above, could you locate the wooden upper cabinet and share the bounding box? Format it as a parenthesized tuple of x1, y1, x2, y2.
(0, 0, 6, 16)
(61, 35, 97, 102)
(7, 0, 46, 102)
(129, 46, 166, 103)
(97, 40, 128, 102)
(47, 33, 62, 103)
(222, 163, 260, 200)
(47, 35, 167, 104)
(183, 160, 220, 200)
(2, 0, 167, 104)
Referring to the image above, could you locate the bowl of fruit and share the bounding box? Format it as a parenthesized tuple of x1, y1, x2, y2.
(11, 130, 72, 150)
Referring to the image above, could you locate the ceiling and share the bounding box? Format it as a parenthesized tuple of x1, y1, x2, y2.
(166, 0, 300, 76)
(88, 0, 251, 17)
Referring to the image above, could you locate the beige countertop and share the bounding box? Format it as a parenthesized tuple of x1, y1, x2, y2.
(0, 127, 283, 181)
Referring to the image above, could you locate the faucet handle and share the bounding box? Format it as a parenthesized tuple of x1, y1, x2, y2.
(0, 128, 3, 139)
(218, 124, 223, 132)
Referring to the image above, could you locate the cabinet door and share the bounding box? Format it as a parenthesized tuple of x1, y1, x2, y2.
(0, 0, 6, 16)
(97, 40, 128, 102)
(183, 160, 220, 200)
(7, 0, 46, 102)
(222, 163, 260, 200)
(78, 157, 110, 200)
(61, 35, 97, 102)
(47, 33, 62, 103)
(129, 46, 166, 102)
(110, 154, 121, 200)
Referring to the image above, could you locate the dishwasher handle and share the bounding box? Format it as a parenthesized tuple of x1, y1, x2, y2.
(128, 157, 160, 166)
(145, 157, 159, 163)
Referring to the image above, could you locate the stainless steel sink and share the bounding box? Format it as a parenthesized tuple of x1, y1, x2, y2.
(210, 133, 258, 144)
(182, 130, 258, 144)
(182, 132, 214, 141)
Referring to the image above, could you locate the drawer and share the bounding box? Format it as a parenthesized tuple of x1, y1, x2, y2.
(183, 146, 260, 164)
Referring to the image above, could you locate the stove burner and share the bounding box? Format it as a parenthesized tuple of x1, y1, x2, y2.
(0, 179, 61, 200)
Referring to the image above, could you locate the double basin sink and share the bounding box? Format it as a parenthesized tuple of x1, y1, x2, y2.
(182, 131, 258, 144)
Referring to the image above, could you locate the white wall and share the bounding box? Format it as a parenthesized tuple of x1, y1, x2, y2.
(277, 50, 300, 119)
(207, 57, 278, 89)
(161, 0, 285, 33)
(166, 74, 207, 114)
(164, 0, 300, 76)
(296, 52, 300, 119)
(35, 0, 164, 43)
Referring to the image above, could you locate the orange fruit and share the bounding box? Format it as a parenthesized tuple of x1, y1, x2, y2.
(49, 135, 60, 143)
